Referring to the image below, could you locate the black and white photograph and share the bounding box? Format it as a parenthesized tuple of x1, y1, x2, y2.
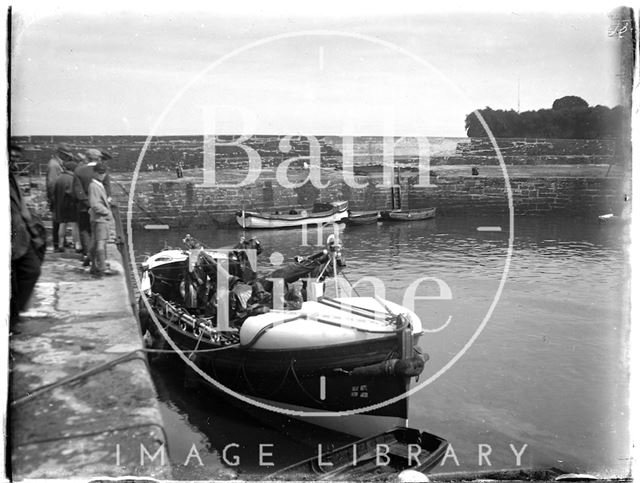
(3, 2, 635, 481)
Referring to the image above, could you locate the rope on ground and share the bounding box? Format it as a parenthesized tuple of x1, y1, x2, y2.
(11, 350, 147, 407)
(10, 344, 241, 407)
(14, 421, 170, 449)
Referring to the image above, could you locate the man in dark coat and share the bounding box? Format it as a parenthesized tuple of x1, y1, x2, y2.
(53, 160, 79, 252)
(46, 143, 74, 250)
(10, 144, 44, 323)
(73, 148, 112, 265)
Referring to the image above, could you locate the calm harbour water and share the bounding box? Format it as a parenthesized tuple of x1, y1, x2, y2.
(133, 215, 630, 479)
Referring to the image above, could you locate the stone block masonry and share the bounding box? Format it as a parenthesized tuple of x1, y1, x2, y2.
(407, 175, 627, 217)
(21, 169, 627, 228)
(14, 135, 629, 227)
(113, 177, 343, 228)
(108, 170, 628, 229)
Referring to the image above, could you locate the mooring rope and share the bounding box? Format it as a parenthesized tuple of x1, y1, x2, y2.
(14, 421, 169, 449)
(10, 350, 147, 407)
(10, 345, 240, 407)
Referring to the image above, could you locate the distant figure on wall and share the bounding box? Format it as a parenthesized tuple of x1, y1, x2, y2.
(9, 144, 45, 324)
(46, 144, 74, 251)
(471, 167, 479, 176)
(176, 162, 184, 179)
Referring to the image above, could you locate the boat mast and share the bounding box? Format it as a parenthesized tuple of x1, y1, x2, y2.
(391, 165, 402, 210)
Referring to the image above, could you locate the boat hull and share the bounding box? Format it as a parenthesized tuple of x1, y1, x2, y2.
(237, 201, 349, 229)
(381, 208, 436, 221)
(249, 398, 407, 438)
(345, 211, 380, 225)
(145, 307, 419, 437)
(270, 427, 450, 479)
(140, 241, 425, 438)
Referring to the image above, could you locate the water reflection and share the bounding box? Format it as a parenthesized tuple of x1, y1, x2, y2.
(149, 360, 354, 478)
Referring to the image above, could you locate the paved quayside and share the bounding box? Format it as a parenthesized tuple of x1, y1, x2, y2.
(8, 244, 170, 480)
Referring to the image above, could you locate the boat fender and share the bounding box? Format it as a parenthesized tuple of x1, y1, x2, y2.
(348, 354, 427, 378)
(349, 359, 399, 377)
(138, 298, 152, 334)
(140, 270, 152, 293)
(394, 355, 426, 377)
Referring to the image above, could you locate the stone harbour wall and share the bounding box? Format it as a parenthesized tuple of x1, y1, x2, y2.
(407, 175, 627, 216)
(107, 173, 627, 228)
(15, 134, 628, 227)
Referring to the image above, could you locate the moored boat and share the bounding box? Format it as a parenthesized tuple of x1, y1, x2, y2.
(381, 208, 436, 222)
(139, 234, 428, 438)
(268, 427, 449, 480)
(345, 210, 380, 225)
(237, 200, 349, 229)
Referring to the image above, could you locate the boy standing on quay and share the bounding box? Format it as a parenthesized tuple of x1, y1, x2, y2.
(88, 163, 113, 276)
(74, 148, 112, 265)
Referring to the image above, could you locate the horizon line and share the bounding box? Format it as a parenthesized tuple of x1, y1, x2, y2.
(10, 133, 471, 139)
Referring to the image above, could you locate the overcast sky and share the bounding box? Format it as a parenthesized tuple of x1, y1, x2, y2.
(9, 4, 623, 137)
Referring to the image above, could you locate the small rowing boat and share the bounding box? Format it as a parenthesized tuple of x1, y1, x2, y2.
(269, 427, 449, 480)
(237, 201, 349, 229)
(381, 208, 436, 222)
(345, 210, 380, 225)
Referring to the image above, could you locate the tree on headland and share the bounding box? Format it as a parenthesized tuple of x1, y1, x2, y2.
(465, 97, 630, 139)
(551, 96, 589, 110)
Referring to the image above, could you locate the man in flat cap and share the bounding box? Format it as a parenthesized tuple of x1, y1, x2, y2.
(46, 143, 74, 251)
(73, 148, 112, 266)
(53, 160, 79, 252)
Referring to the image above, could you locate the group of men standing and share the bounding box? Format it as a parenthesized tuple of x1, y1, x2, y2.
(10, 143, 116, 323)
